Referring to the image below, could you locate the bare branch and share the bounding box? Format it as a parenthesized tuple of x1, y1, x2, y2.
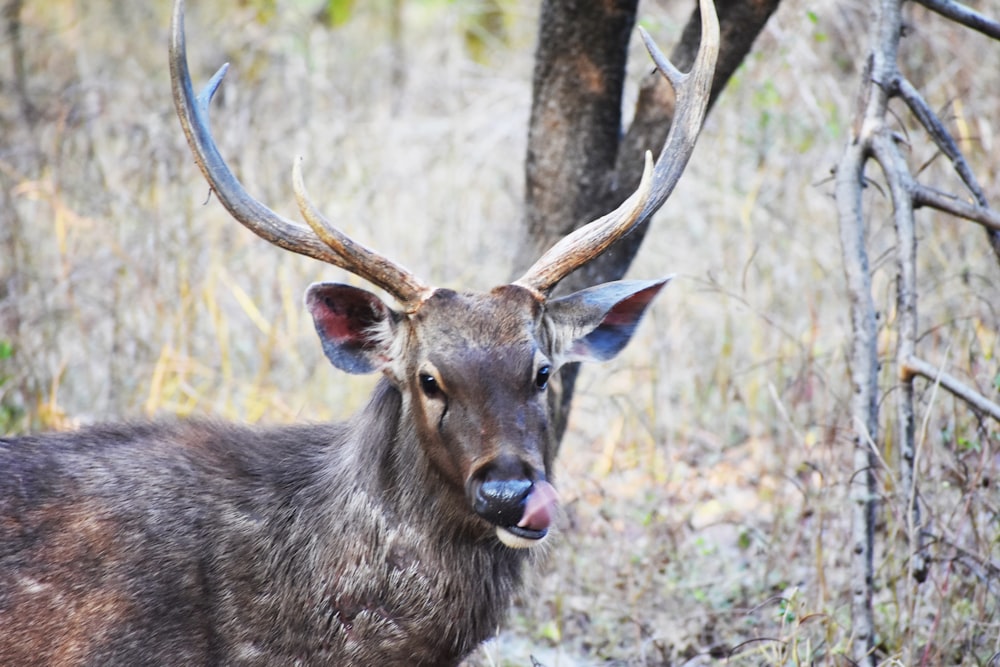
(894, 77, 988, 206)
(912, 0, 1000, 40)
(894, 75, 1000, 262)
(871, 132, 928, 583)
(913, 185, 1000, 232)
(837, 0, 999, 655)
(834, 0, 908, 660)
(835, 128, 880, 667)
(921, 530, 1000, 584)
(902, 356, 1000, 422)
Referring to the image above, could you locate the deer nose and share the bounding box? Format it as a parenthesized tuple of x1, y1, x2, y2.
(473, 477, 532, 527)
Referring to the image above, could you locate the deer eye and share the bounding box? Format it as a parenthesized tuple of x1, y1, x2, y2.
(534, 365, 551, 391)
(419, 373, 442, 398)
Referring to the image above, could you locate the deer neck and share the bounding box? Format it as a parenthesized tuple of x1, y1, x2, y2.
(272, 378, 529, 660)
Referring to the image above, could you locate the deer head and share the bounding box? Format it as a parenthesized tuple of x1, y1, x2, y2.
(168, 0, 718, 548)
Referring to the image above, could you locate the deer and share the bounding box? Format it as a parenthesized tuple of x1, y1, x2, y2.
(0, 0, 718, 664)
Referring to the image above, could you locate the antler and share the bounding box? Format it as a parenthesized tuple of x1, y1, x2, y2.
(169, 0, 432, 311)
(514, 0, 720, 296)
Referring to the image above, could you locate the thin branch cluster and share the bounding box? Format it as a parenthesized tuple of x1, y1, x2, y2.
(835, 0, 1000, 664)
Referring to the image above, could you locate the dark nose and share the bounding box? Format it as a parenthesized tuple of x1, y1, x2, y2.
(473, 477, 532, 527)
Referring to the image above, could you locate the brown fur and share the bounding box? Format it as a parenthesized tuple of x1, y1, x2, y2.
(1, 402, 521, 665)
(0, 290, 539, 666)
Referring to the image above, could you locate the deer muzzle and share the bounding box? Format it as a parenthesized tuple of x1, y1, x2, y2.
(471, 473, 559, 549)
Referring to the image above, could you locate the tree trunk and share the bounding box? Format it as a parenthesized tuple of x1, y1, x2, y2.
(519, 0, 781, 444)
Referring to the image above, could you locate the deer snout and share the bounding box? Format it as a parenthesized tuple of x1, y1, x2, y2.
(469, 463, 558, 549)
(473, 477, 532, 526)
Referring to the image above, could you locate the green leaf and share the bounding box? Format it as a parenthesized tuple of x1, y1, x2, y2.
(777, 598, 797, 623)
(737, 529, 752, 551)
(537, 619, 561, 643)
(957, 437, 981, 453)
(322, 0, 355, 28)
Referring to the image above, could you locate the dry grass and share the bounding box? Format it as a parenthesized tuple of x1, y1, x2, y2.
(2, 0, 999, 665)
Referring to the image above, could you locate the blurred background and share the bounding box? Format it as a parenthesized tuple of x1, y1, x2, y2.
(1, 0, 998, 664)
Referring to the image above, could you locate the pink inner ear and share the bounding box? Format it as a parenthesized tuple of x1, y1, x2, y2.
(564, 280, 667, 363)
(314, 304, 366, 345)
(600, 284, 660, 327)
(306, 283, 393, 375)
(307, 285, 386, 349)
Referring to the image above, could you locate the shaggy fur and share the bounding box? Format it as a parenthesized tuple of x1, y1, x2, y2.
(1, 389, 525, 665)
(0, 283, 663, 665)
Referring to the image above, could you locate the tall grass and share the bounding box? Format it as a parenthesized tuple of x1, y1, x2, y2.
(1, 0, 998, 664)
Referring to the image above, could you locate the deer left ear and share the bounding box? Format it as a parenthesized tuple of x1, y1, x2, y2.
(545, 277, 670, 364)
(305, 282, 400, 375)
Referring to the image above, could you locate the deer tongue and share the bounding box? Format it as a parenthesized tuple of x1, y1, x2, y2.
(516, 480, 558, 532)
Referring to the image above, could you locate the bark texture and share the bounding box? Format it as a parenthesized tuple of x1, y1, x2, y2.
(519, 0, 781, 442)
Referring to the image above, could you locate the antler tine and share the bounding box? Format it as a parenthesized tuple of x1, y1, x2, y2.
(169, 0, 431, 310)
(292, 160, 433, 310)
(636, 0, 720, 219)
(514, 0, 720, 296)
(513, 152, 655, 297)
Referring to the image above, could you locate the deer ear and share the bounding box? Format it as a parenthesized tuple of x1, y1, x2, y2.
(545, 277, 670, 364)
(305, 283, 400, 375)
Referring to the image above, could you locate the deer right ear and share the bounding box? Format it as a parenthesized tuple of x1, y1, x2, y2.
(305, 283, 400, 375)
(544, 277, 670, 364)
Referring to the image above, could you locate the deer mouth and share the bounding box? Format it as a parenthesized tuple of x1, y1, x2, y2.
(492, 480, 559, 549)
(496, 526, 545, 548)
